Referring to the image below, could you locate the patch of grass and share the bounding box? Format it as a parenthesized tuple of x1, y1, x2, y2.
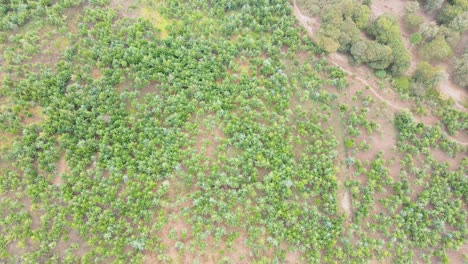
(52, 36, 70, 52)
(140, 6, 170, 39)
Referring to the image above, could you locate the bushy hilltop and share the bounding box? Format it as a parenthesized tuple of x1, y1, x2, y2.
(0, 0, 467, 263)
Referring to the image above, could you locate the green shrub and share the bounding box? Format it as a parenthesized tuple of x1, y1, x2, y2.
(409, 33, 423, 44)
(412, 62, 445, 89)
(375, 69, 387, 79)
(393, 76, 411, 94)
(404, 13, 424, 31)
(420, 37, 453, 61)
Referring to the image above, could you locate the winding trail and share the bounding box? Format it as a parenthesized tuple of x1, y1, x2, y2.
(291, 0, 468, 146)
(328, 53, 407, 111)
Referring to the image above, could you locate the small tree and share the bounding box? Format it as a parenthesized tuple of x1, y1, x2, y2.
(352, 5, 371, 29)
(412, 62, 446, 90)
(350, 40, 393, 70)
(423, 0, 444, 13)
(420, 37, 453, 62)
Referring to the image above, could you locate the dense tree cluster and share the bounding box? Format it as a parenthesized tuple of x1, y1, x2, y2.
(304, 0, 410, 76)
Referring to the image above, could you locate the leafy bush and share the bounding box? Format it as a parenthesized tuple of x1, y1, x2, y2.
(367, 15, 411, 75)
(439, 108, 468, 135)
(350, 39, 393, 70)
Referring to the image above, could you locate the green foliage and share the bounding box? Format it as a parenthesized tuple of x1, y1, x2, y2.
(367, 15, 411, 75)
(453, 53, 468, 87)
(412, 62, 445, 91)
(309, 1, 412, 76)
(367, 15, 401, 44)
(419, 21, 440, 41)
(423, 0, 445, 12)
(409, 33, 423, 44)
(420, 37, 454, 61)
(438, 108, 468, 135)
(0, 0, 84, 31)
(437, 2, 466, 25)
(449, 11, 468, 31)
(395, 112, 460, 156)
(315, 33, 340, 53)
(312, 1, 370, 54)
(393, 76, 411, 94)
(374, 69, 387, 79)
(389, 42, 412, 76)
(437, 26, 461, 48)
(352, 4, 371, 29)
(350, 40, 393, 70)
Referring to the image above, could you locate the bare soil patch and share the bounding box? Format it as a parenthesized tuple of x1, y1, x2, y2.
(438, 63, 467, 107)
(53, 154, 68, 185)
(91, 67, 102, 79)
(22, 105, 44, 126)
(370, 0, 407, 19)
(195, 115, 224, 161)
(54, 229, 91, 259)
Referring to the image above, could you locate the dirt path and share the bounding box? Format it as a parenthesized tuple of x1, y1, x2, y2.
(292, 0, 320, 34)
(291, 0, 468, 146)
